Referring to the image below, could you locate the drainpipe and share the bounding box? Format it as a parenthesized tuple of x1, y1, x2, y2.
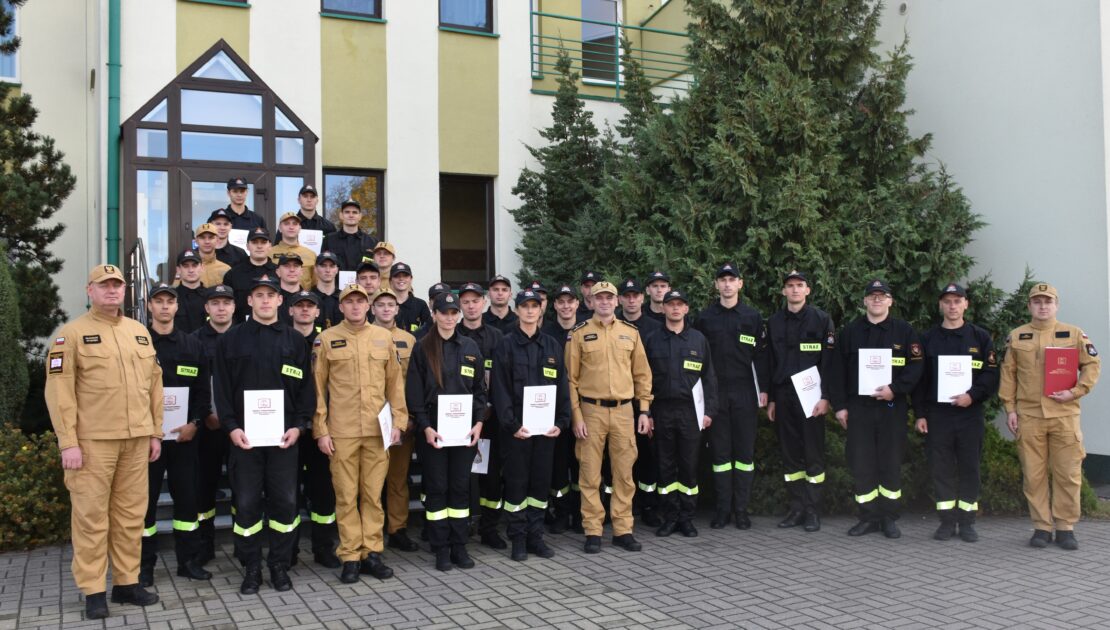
(106, 0, 121, 265)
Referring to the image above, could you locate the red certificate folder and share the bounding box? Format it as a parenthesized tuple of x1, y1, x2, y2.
(1044, 347, 1079, 396)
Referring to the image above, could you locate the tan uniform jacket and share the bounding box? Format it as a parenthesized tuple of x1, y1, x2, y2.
(198, 252, 230, 287)
(999, 319, 1101, 418)
(312, 320, 408, 438)
(271, 242, 317, 290)
(565, 316, 653, 425)
(45, 310, 164, 450)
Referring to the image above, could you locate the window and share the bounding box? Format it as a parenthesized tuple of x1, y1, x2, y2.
(440, 0, 493, 33)
(321, 0, 380, 19)
(581, 0, 619, 83)
(439, 175, 493, 283)
(0, 2, 17, 83)
(323, 169, 384, 240)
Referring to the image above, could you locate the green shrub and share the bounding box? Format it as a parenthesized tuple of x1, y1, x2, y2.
(0, 426, 69, 551)
(0, 251, 28, 424)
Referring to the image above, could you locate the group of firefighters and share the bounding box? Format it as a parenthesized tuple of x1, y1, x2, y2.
(45, 180, 1101, 619)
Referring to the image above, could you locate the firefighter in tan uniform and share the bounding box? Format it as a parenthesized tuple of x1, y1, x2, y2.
(373, 288, 421, 552)
(45, 264, 164, 619)
(192, 223, 231, 287)
(313, 284, 408, 583)
(1000, 282, 1100, 550)
(565, 281, 653, 554)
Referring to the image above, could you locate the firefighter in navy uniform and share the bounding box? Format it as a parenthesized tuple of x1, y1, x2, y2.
(694, 263, 769, 530)
(491, 289, 571, 561)
(191, 284, 236, 565)
(320, 199, 376, 271)
(214, 275, 315, 595)
(223, 177, 267, 232)
(406, 293, 488, 571)
(576, 271, 602, 322)
(766, 271, 837, 533)
(208, 208, 247, 269)
(645, 290, 718, 538)
(483, 274, 519, 332)
(912, 283, 999, 543)
(391, 262, 432, 334)
(312, 251, 342, 329)
(832, 280, 924, 539)
(542, 284, 583, 533)
(457, 282, 508, 550)
(224, 227, 277, 323)
(140, 284, 213, 587)
(643, 271, 671, 324)
(173, 250, 209, 333)
(292, 185, 336, 235)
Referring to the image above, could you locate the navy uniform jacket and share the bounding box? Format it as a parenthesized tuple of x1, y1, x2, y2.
(225, 205, 267, 232)
(644, 323, 719, 417)
(320, 229, 375, 271)
(694, 300, 770, 397)
(174, 284, 209, 334)
(405, 331, 487, 433)
(224, 259, 278, 323)
(296, 211, 336, 236)
(483, 308, 519, 333)
(397, 295, 432, 335)
(618, 311, 663, 340)
(540, 319, 575, 353)
(911, 322, 999, 418)
(832, 314, 924, 411)
(312, 285, 341, 330)
(766, 304, 838, 401)
(152, 326, 211, 424)
(213, 318, 315, 435)
(490, 326, 571, 435)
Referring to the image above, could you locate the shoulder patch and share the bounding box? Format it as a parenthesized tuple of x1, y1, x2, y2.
(54, 337, 65, 346)
(1019, 333, 1034, 340)
(465, 355, 477, 363)
(1056, 331, 1071, 339)
(910, 343, 922, 357)
(48, 352, 63, 374)
(826, 333, 835, 346)
(82, 335, 101, 344)
(313, 338, 322, 347)
(330, 339, 347, 348)
(136, 335, 149, 345)
(987, 350, 997, 366)
(968, 347, 979, 354)
(1087, 344, 1099, 357)
(547, 356, 556, 365)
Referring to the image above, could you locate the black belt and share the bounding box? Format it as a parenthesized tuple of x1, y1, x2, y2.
(581, 397, 631, 408)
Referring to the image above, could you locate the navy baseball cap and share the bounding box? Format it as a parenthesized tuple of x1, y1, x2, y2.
(553, 284, 577, 299)
(663, 289, 688, 304)
(149, 283, 177, 299)
(298, 185, 318, 196)
(356, 258, 380, 274)
(247, 227, 271, 242)
(206, 285, 235, 301)
(864, 279, 892, 297)
(432, 292, 460, 313)
(646, 271, 670, 285)
(716, 263, 741, 279)
(390, 262, 412, 277)
(783, 270, 808, 284)
(515, 290, 543, 306)
(227, 177, 248, 190)
(208, 208, 233, 223)
(619, 278, 643, 295)
(249, 274, 280, 292)
(528, 280, 548, 294)
(428, 282, 452, 300)
(488, 274, 511, 288)
(291, 290, 319, 306)
(176, 250, 201, 265)
(316, 251, 340, 266)
(580, 270, 603, 285)
(459, 282, 485, 297)
(939, 282, 967, 299)
(277, 253, 303, 266)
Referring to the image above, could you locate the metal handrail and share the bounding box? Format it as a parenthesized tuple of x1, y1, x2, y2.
(127, 238, 150, 325)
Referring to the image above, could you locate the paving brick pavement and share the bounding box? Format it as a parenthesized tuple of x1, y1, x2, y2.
(3, 515, 1110, 629)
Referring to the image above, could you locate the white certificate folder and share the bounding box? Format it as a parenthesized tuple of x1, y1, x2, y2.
(937, 355, 972, 403)
(522, 385, 557, 435)
(243, 390, 285, 447)
(437, 394, 473, 447)
(858, 349, 892, 396)
(162, 387, 190, 441)
(790, 367, 823, 418)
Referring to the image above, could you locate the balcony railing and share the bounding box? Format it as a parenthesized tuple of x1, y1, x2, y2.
(529, 9, 692, 102)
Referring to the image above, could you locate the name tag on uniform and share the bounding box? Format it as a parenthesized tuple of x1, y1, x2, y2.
(891, 357, 906, 367)
(395, 341, 408, 348)
(739, 334, 755, 346)
(281, 364, 303, 379)
(543, 367, 557, 378)
(971, 360, 984, 370)
(460, 365, 475, 378)
(83, 335, 101, 344)
(177, 365, 199, 377)
(484, 359, 493, 369)
(683, 360, 702, 371)
(136, 335, 149, 345)
(330, 340, 347, 348)
(584, 333, 598, 342)
(800, 343, 821, 352)
(1019, 333, 1033, 340)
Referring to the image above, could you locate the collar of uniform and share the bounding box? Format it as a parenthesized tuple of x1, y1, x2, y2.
(296, 210, 314, 222)
(227, 204, 250, 216)
(865, 315, 892, 330)
(246, 317, 282, 331)
(148, 327, 177, 343)
(784, 305, 808, 320)
(512, 325, 542, 345)
(938, 322, 967, 336)
(199, 251, 219, 264)
(89, 308, 123, 325)
(339, 319, 369, 334)
(1030, 318, 1057, 331)
(589, 315, 617, 328)
(664, 324, 689, 338)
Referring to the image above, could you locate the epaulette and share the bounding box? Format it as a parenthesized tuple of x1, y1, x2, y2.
(617, 319, 639, 330)
(571, 321, 589, 333)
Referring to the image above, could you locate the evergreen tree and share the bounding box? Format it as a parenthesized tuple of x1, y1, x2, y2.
(0, 0, 76, 355)
(0, 251, 28, 423)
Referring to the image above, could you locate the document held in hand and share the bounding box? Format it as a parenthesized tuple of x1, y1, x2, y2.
(693, 379, 706, 430)
(299, 229, 323, 255)
(243, 390, 285, 447)
(471, 438, 491, 474)
(379, 402, 393, 450)
(162, 387, 190, 441)
(790, 366, 823, 418)
(228, 228, 249, 252)
(338, 271, 356, 288)
(937, 355, 972, 403)
(1044, 347, 1079, 396)
(858, 348, 893, 396)
(522, 385, 557, 435)
(437, 394, 473, 447)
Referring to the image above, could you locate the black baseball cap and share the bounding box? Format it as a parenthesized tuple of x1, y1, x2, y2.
(646, 271, 670, 285)
(489, 274, 511, 288)
(149, 283, 177, 299)
(291, 290, 319, 306)
(528, 280, 548, 295)
(864, 279, 892, 297)
(247, 227, 271, 242)
(390, 262, 413, 277)
(176, 250, 201, 265)
(515, 290, 543, 306)
(939, 282, 967, 299)
(298, 184, 318, 196)
(553, 284, 577, 299)
(227, 177, 248, 190)
(432, 292, 460, 313)
(356, 259, 380, 274)
(206, 285, 235, 301)
(316, 251, 340, 266)
(580, 270, 603, 285)
(249, 274, 280, 292)
(208, 208, 233, 223)
(783, 270, 808, 284)
(459, 282, 485, 297)
(277, 253, 303, 266)
(663, 289, 688, 304)
(428, 282, 452, 300)
(619, 278, 643, 295)
(340, 198, 361, 210)
(716, 263, 741, 279)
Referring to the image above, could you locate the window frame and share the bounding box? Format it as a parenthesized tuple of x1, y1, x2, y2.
(0, 1, 18, 84)
(320, 0, 382, 20)
(438, 0, 494, 34)
(580, 0, 622, 85)
(322, 167, 386, 241)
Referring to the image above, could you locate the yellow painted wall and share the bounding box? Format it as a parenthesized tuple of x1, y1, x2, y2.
(640, 0, 689, 84)
(439, 31, 498, 175)
(176, 2, 250, 71)
(320, 17, 387, 168)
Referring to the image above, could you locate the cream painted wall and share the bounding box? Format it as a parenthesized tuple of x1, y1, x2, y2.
(18, 1, 103, 324)
(385, 1, 441, 299)
(120, 0, 175, 121)
(877, 0, 1110, 454)
(250, 0, 322, 192)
